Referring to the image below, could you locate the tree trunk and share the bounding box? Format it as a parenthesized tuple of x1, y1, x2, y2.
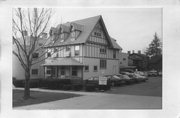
(24, 70, 31, 99)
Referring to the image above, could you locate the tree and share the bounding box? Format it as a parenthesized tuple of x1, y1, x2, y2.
(145, 33, 162, 72)
(12, 8, 53, 99)
(145, 33, 162, 57)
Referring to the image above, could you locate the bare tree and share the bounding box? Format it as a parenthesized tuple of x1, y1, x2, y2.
(12, 8, 53, 99)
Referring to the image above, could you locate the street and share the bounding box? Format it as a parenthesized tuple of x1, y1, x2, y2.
(15, 77, 162, 109)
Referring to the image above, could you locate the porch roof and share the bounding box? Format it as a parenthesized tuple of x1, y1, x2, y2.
(43, 58, 84, 66)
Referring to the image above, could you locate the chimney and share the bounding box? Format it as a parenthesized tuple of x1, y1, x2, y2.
(138, 50, 141, 54)
(132, 50, 135, 54)
(128, 51, 131, 54)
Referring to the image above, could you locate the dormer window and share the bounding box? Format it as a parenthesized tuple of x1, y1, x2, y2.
(75, 45, 80, 56)
(71, 32, 75, 37)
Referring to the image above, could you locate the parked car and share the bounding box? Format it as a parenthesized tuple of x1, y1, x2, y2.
(133, 73, 147, 82)
(134, 71, 148, 82)
(120, 72, 137, 84)
(111, 75, 126, 86)
(148, 70, 158, 77)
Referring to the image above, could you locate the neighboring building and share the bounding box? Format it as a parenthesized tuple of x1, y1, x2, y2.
(119, 52, 128, 68)
(13, 33, 47, 80)
(128, 50, 149, 71)
(119, 52, 136, 72)
(43, 15, 122, 80)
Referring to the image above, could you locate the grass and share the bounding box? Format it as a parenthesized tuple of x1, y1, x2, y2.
(13, 89, 82, 107)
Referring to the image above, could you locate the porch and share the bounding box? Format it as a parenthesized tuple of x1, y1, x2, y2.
(43, 58, 84, 79)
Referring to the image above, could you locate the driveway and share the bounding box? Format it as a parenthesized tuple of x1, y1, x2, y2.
(15, 92, 161, 109)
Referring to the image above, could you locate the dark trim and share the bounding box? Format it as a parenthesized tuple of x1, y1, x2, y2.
(87, 40, 108, 46)
(84, 56, 119, 60)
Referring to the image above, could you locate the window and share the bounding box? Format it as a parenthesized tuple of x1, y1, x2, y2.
(31, 69, 38, 75)
(61, 67, 65, 75)
(94, 32, 102, 37)
(85, 66, 89, 72)
(47, 52, 51, 57)
(46, 70, 51, 74)
(72, 67, 77, 76)
(123, 58, 126, 61)
(100, 48, 106, 54)
(94, 66, 98, 72)
(66, 46, 70, 51)
(100, 59, 107, 69)
(113, 50, 116, 59)
(56, 53, 59, 57)
(75, 45, 80, 56)
(32, 53, 39, 58)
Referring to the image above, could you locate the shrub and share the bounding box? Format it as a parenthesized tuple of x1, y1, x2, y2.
(85, 84, 97, 91)
(39, 79, 71, 89)
(71, 84, 83, 91)
(62, 84, 72, 90)
(70, 79, 83, 91)
(13, 79, 41, 88)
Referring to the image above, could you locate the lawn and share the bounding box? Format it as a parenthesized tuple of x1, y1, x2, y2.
(13, 89, 82, 107)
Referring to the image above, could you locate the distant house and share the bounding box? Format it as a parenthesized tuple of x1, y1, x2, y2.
(13, 32, 47, 80)
(43, 15, 122, 80)
(128, 50, 149, 71)
(119, 52, 129, 68)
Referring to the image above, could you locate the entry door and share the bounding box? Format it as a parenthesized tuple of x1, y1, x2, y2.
(51, 67, 56, 77)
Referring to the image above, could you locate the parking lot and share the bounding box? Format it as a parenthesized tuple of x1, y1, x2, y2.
(107, 76, 162, 97)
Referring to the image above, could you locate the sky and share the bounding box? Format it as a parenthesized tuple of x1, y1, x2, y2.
(50, 8, 162, 53)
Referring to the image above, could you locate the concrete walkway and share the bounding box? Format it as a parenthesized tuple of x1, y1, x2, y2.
(14, 88, 162, 109)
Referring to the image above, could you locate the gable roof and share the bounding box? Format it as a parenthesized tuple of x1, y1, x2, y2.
(46, 15, 122, 50)
(110, 37, 122, 50)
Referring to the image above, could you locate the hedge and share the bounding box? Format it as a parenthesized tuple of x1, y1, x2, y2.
(13, 79, 40, 88)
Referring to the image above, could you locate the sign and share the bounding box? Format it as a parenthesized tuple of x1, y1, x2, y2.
(99, 76, 107, 85)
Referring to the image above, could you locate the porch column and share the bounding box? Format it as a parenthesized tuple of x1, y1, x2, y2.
(81, 66, 83, 80)
(56, 66, 58, 78)
(44, 66, 46, 79)
(69, 66, 72, 79)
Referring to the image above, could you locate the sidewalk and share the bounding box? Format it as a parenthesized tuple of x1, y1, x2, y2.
(14, 88, 162, 109)
(14, 87, 111, 96)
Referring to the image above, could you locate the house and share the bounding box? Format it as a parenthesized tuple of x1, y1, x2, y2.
(13, 32, 47, 80)
(128, 50, 149, 71)
(43, 15, 122, 80)
(119, 52, 129, 68)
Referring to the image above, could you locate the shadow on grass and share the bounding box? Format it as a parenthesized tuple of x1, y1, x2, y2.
(13, 89, 82, 107)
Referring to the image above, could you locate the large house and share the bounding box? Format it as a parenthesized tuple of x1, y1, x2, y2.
(43, 15, 122, 80)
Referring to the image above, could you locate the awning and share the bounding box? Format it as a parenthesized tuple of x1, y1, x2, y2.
(42, 58, 84, 66)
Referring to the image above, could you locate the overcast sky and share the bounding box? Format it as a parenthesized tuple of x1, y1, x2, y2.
(51, 8, 162, 53)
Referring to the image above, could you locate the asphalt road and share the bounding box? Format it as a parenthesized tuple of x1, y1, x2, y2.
(107, 77, 162, 97)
